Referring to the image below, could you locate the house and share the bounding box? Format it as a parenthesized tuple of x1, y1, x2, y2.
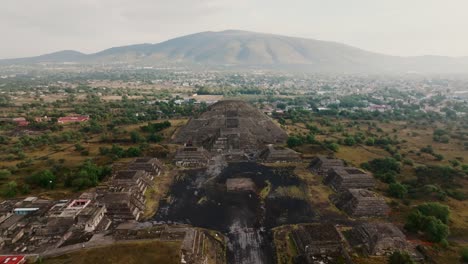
(57, 115, 90, 124)
(367, 104, 392, 112)
(0, 255, 26, 264)
(12, 118, 29, 127)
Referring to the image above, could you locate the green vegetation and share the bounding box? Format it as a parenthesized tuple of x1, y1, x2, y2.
(274, 186, 307, 200)
(433, 129, 450, 143)
(43, 240, 181, 264)
(388, 182, 408, 199)
(140, 121, 171, 133)
(65, 160, 111, 190)
(260, 180, 272, 199)
(27, 170, 57, 189)
(362, 157, 401, 184)
(361, 157, 401, 175)
(405, 202, 450, 243)
(460, 247, 468, 262)
(388, 251, 415, 264)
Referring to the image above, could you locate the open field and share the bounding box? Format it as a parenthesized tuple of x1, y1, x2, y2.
(43, 240, 181, 264)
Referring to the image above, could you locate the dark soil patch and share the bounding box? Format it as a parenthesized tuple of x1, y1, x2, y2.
(153, 162, 318, 264)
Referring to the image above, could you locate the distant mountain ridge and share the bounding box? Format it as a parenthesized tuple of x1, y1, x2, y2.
(2, 30, 468, 73)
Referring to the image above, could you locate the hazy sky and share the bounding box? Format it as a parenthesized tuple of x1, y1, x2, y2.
(1, 0, 468, 59)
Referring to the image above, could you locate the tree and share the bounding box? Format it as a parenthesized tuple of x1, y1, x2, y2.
(378, 171, 397, 184)
(147, 133, 163, 143)
(0, 169, 11, 180)
(365, 137, 375, 146)
(305, 134, 316, 144)
(74, 143, 85, 151)
(4, 181, 18, 198)
(344, 136, 356, 146)
(424, 217, 450, 243)
(277, 103, 287, 110)
(388, 182, 408, 198)
(416, 202, 450, 224)
(405, 203, 450, 243)
(388, 251, 415, 264)
(130, 131, 144, 143)
(460, 247, 468, 263)
(287, 136, 303, 148)
(324, 141, 339, 152)
(67, 160, 111, 190)
(362, 157, 401, 175)
(126, 147, 141, 157)
(27, 170, 56, 189)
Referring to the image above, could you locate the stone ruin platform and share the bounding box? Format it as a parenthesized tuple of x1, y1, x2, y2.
(332, 188, 390, 218)
(290, 224, 351, 264)
(350, 222, 411, 256)
(324, 167, 376, 192)
(174, 100, 288, 151)
(226, 178, 256, 192)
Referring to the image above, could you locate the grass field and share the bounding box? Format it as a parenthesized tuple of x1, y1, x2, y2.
(43, 240, 181, 264)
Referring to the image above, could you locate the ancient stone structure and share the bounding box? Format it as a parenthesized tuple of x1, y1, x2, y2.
(128, 157, 163, 177)
(226, 178, 256, 192)
(111, 170, 153, 193)
(97, 191, 145, 222)
(174, 145, 211, 167)
(291, 224, 349, 264)
(352, 222, 408, 256)
(333, 189, 390, 218)
(324, 167, 375, 192)
(180, 229, 206, 264)
(309, 156, 345, 176)
(257, 145, 300, 163)
(97, 169, 154, 222)
(174, 100, 287, 151)
(76, 204, 108, 232)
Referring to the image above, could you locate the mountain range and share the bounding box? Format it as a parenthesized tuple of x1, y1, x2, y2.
(2, 30, 468, 73)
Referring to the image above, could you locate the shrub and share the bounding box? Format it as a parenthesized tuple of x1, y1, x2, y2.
(287, 136, 303, 148)
(416, 202, 450, 224)
(3, 181, 18, 198)
(415, 165, 462, 187)
(378, 171, 397, 184)
(460, 247, 468, 262)
(126, 147, 142, 157)
(140, 121, 171, 133)
(365, 137, 375, 146)
(26, 170, 56, 189)
(389, 182, 408, 198)
(130, 131, 144, 143)
(66, 161, 111, 190)
(147, 133, 163, 143)
(362, 157, 401, 174)
(388, 251, 415, 264)
(0, 169, 11, 180)
(403, 159, 414, 166)
(343, 136, 356, 146)
(405, 202, 450, 242)
(324, 141, 339, 152)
